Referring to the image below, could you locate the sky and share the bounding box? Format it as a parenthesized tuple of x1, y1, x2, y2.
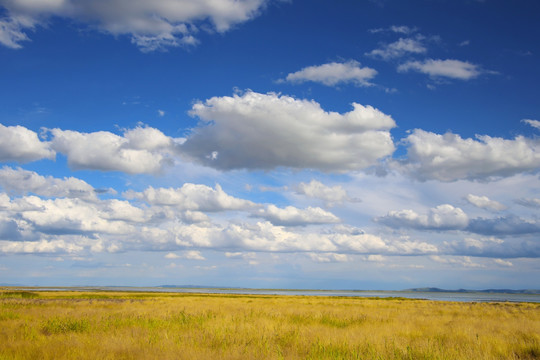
(0, 0, 539, 290)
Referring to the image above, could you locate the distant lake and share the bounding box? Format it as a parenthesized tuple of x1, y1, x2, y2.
(23, 287, 540, 303)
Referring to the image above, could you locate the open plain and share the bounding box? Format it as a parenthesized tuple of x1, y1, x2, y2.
(0, 289, 539, 359)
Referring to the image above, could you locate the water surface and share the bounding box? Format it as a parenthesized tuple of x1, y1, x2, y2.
(18, 286, 540, 303)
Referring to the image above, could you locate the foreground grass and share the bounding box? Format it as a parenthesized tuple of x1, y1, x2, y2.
(0, 289, 539, 359)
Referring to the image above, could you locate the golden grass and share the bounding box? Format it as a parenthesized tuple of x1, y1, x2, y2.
(0, 289, 539, 359)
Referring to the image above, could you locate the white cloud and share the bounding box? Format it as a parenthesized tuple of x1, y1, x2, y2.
(389, 25, 416, 34)
(164, 252, 180, 259)
(308, 252, 349, 263)
(395, 129, 540, 181)
(255, 204, 340, 226)
(182, 91, 396, 172)
(377, 198, 540, 237)
(0, 191, 152, 246)
(444, 236, 502, 257)
(366, 254, 385, 262)
(224, 251, 256, 260)
(15, 196, 137, 235)
(0, 16, 32, 49)
(284, 60, 377, 87)
(0, 0, 268, 51)
(179, 210, 210, 224)
(0, 166, 97, 200)
(296, 179, 353, 206)
(376, 204, 469, 231)
(444, 236, 540, 258)
(397, 59, 482, 80)
(366, 37, 426, 60)
(124, 183, 256, 212)
(167, 219, 437, 255)
(49, 125, 178, 174)
(157, 109, 165, 117)
(464, 194, 506, 211)
(522, 119, 540, 130)
(0, 239, 83, 254)
(494, 258, 513, 267)
(185, 221, 436, 255)
(429, 255, 484, 268)
(180, 250, 205, 260)
(102, 199, 147, 223)
(122, 125, 174, 150)
(0, 123, 55, 162)
(0, 187, 441, 257)
(369, 25, 417, 34)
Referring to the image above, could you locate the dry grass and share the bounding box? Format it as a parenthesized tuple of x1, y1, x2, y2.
(0, 289, 539, 359)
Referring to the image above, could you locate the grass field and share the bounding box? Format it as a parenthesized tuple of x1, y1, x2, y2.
(0, 288, 539, 359)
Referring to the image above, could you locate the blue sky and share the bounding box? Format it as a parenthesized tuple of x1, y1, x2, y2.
(0, 0, 539, 289)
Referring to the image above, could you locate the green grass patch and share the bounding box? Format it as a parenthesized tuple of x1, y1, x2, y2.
(41, 317, 90, 335)
(0, 291, 39, 299)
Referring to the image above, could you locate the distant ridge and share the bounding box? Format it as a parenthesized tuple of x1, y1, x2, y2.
(159, 285, 540, 295)
(406, 288, 540, 295)
(159, 285, 248, 290)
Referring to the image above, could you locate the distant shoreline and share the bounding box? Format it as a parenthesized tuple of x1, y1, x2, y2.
(3, 286, 540, 303)
(3, 284, 539, 294)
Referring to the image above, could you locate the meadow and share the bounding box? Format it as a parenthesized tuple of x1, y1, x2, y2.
(0, 288, 539, 359)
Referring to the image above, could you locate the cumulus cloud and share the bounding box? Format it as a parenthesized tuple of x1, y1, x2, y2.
(284, 60, 377, 87)
(0, 191, 151, 243)
(174, 221, 436, 255)
(0, 219, 23, 241)
(15, 197, 137, 235)
(366, 254, 385, 262)
(397, 59, 483, 80)
(377, 200, 540, 237)
(0, 123, 55, 162)
(224, 251, 256, 259)
(182, 91, 396, 172)
(179, 250, 205, 260)
(0, 186, 442, 257)
(0, 239, 83, 254)
(445, 236, 540, 258)
(0, 166, 97, 200)
(255, 205, 340, 226)
(101, 199, 147, 223)
(308, 252, 349, 263)
(124, 183, 256, 212)
(48, 125, 178, 174)
(376, 204, 469, 231)
(443, 237, 502, 257)
(295, 179, 354, 206)
(522, 119, 540, 130)
(395, 129, 540, 181)
(366, 37, 426, 60)
(464, 194, 506, 211)
(494, 258, 513, 267)
(0, 0, 268, 51)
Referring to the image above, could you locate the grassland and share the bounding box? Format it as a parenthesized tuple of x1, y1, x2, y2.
(0, 288, 539, 359)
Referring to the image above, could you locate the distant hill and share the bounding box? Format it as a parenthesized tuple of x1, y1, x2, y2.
(405, 288, 540, 295)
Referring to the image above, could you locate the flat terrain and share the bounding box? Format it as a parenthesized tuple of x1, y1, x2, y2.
(1, 289, 539, 359)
